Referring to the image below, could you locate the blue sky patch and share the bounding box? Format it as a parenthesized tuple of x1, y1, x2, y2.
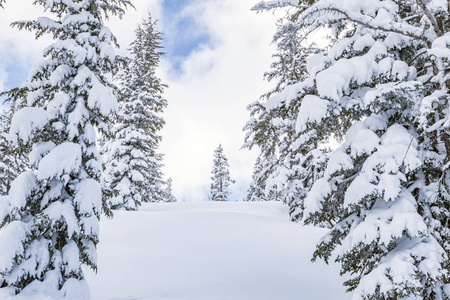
(161, 0, 211, 71)
(3, 61, 29, 91)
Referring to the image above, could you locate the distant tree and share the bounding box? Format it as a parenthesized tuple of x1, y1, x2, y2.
(246, 155, 282, 202)
(164, 178, 177, 202)
(0, 0, 131, 297)
(210, 144, 234, 201)
(102, 13, 167, 210)
(246, 156, 267, 201)
(145, 153, 167, 203)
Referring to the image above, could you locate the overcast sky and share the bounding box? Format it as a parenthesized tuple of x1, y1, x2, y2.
(0, 0, 279, 201)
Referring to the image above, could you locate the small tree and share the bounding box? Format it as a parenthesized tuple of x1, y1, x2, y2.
(164, 178, 177, 202)
(102, 14, 167, 210)
(245, 156, 282, 202)
(245, 156, 267, 201)
(210, 144, 234, 201)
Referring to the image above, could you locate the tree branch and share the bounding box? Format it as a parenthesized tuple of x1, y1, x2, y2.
(416, 0, 443, 37)
(327, 7, 426, 42)
(252, 0, 308, 12)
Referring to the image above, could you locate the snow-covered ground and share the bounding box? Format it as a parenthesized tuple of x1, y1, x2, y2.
(85, 201, 349, 300)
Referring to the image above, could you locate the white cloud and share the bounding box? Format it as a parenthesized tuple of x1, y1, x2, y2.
(158, 0, 279, 201)
(0, 1, 53, 88)
(161, 2, 210, 61)
(0, 65, 6, 92)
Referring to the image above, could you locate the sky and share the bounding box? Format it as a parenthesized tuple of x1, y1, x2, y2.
(0, 0, 279, 201)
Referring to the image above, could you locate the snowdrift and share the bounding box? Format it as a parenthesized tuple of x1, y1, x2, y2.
(85, 201, 348, 300)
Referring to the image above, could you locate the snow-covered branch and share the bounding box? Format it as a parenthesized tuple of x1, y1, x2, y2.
(301, 5, 426, 42)
(252, 0, 307, 12)
(416, 0, 443, 37)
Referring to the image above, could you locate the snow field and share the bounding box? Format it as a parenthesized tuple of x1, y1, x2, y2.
(85, 201, 348, 300)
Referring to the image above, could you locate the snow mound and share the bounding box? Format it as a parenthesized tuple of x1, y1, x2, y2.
(84, 201, 349, 300)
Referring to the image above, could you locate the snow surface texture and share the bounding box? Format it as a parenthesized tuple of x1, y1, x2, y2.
(81, 202, 348, 300)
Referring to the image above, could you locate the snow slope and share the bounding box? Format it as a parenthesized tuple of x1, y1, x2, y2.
(85, 201, 349, 300)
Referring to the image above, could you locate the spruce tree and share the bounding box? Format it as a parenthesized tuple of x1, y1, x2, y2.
(0, 0, 130, 297)
(246, 156, 267, 201)
(250, 0, 450, 298)
(210, 144, 234, 201)
(164, 178, 177, 203)
(245, 156, 282, 202)
(0, 135, 15, 195)
(102, 14, 167, 210)
(0, 89, 28, 195)
(244, 1, 325, 220)
(0, 134, 27, 196)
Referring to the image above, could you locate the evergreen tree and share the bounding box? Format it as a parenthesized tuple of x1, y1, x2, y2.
(246, 156, 267, 201)
(250, 0, 450, 298)
(244, 1, 326, 220)
(102, 14, 167, 210)
(245, 155, 282, 202)
(145, 154, 167, 203)
(0, 135, 15, 195)
(0, 134, 27, 196)
(164, 178, 177, 203)
(0, 0, 130, 297)
(210, 144, 234, 201)
(0, 88, 28, 195)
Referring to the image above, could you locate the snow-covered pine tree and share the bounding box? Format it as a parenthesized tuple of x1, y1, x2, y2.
(102, 14, 167, 210)
(246, 156, 267, 201)
(0, 0, 130, 297)
(244, 1, 326, 220)
(0, 133, 27, 196)
(210, 144, 234, 201)
(0, 88, 28, 195)
(0, 135, 16, 195)
(245, 155, 282, 202)
(164, 178, 177, 203)
(251, 0, 450, 298)
(145, 154, 167, 203)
